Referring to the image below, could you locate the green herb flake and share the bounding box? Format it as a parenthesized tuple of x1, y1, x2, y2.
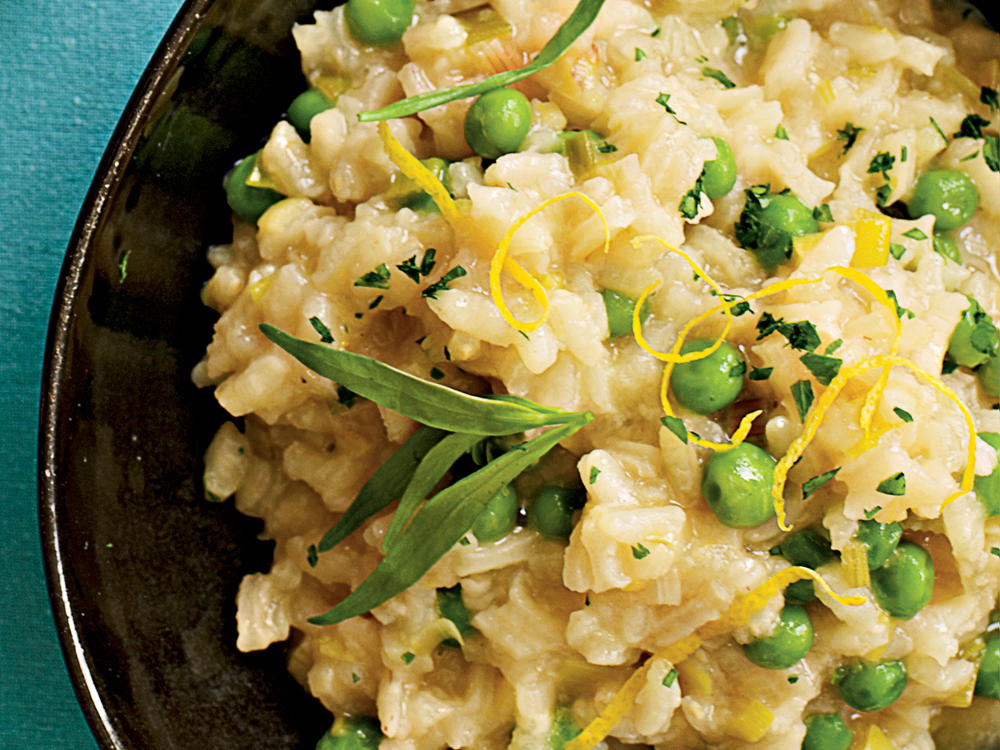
(632, 543, 651, 559)
(864, 506, 883, 519)
(992, 547, 1000, 559)
(458, 536, 471, 546)
(775, 123, 790, 140)
(756, 311, 785, 340)
(597, 140, 618, 153)
(401, 651, 415, 665)
(337, 385, 357, 408)
(885, 290, 915, 320)
(359, 0, 607, 122)
(802, 467, 840, 499)
(982, 86, 999, 112)
(902, 228, 928, 241)
(310, 316, 335, 344)
(307, 545, 319, 567)
(837, 122, 864, 154)
(205, 490, 223, 503)
(984, 135, 999, 172)
(875, 183, 892, 208)
(663, 668, 678, 687)
(354, 312, 364, 320)
(900, 145, 908, 163)
(679, 180, 705, 220)
(368, 295, 384, 310)
(660, 415, 689, 444)
(824, 339, 844, 355)
(929, 116, 949, 145)
(892, 407, 914, 423)
(954, 113, 991, 140)
(749, 366, 773, 381)
(655, 93, 687, 125)
(783, 321, 822, 352)
(890, 243, 907, 260)
(800, 352, 843, 386)
(787, 675, 799, 684)
(589, 466, 601, 485)
(430, 367, 445, 380)
(635, 47, 647, 61)
(703, 67, 736, 88)
(356, 263, 392, 290)
(942, 358, 958, 375)
(422, 265, 467, 299)
(791, 380, 814, 423)
(651, 27, 661, 37)
(868, 152, 896, 179)
(876, 472, 906, 496)
(352, 672, 360, 683)
(117, 250, 131, 283)
(960, 150, 981, 162)
(443, 346, 451, 361)
(812, 203, 833, 223)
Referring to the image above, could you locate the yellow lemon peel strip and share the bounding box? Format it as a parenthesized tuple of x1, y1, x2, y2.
(377, 121, 461, 226)
(565, 566, 863, 750)
(772, 354, 976, 530)
(491, 191, 608, 333)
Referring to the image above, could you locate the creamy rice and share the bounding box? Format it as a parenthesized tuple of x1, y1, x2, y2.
(196, 1, 1000, 748)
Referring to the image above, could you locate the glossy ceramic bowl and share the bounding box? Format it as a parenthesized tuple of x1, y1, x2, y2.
(40, 1, 1000, 749)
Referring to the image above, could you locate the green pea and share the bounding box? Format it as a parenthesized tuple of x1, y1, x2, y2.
(471, 484, 518, 542)
(854, 519, 903, 570)
(700, 442, 776, 528)
(932, 231, 961, 264)
(344, 0, 414, 46)
(735, 188, 819, 270)
(975, 432, 1000, 517)
(464, 88, 532, 159)
(601, 288, 651, 339)
(742, 604, 814, 669)
(287, 89, 334, 138)
(834, 659, 908, 712)
(947, 297, 999, 369)
(978, 354, 999, 398)
(975, 634, 1000, 700)
(801, 713, 852, 750)
(701, 137, 737, 199)
(870, 541, 934, 619)
(316, 715, 383, 750)
(907, 168, 979, 231)
(398, 157, 452, 213)
(777, 528, 836, 603)
(224, 153, 284, 225)
(527, 486, 584, 540)
(669, 338, 746, 414)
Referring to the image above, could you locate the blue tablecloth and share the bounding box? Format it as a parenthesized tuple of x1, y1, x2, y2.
(1, 1, 185, 745)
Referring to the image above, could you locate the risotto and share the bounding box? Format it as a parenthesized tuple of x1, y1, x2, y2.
(195, 0, 1000, 748)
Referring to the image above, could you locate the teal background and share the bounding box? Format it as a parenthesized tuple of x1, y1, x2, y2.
(1, 0, 186, 746)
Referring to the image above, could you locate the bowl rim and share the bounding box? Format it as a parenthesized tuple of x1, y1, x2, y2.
(37, 1, 211, 746)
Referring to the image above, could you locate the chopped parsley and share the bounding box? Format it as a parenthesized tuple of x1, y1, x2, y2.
(596, 140, 618, 154)
(787, 675, 799, 684)
(900, 145, 908, 163)
(651, 27, 661, 37)
(401, 652, 415, 665)
(749, 366, 773, 381)
(755, 311, 784, 340)
(876, 472, 906, 496)
(824, 339, 843, 355)
(992, 547, 1000, 559)
(889, 242, 907, 260)
(663, 668, 678, 687)
(631, 543, 651, 559)
(941, 358, 958, 375)
(368, 295, 384, 310)
(960, 150, 981, 162)
(307, 545, 319, 567)
(711, 291, 753, 316)
(800, 352, 843, 386)
(902, 228, 928, 241)
(984, 135, 999, 172)
(812, 203, 833, 223)
(868, 152, 896, 180)
(337, 385, 357, 408)
(117, 249, 131, 283)
(954, 113, 991, 140)
(791, 379, 814, 422)
(660, 415, 688, 444)
(775, 123, 790, 140)
(422, 265, 467, 299)
(875, 184, 892, 207)
(802, 468, 840, 499)
(885, 290, 915, 319)
(443, 346, 451, 361)
(679, 179, 706, 219)
(589, 466, 601, 485)
(929, 116, 949, 145)
(836, 122, 864, 154)
(352, 672, 360, 683)
(892, 407, 914, 423)
(864, 506, 883, 519)
(655, 93, 687, 125)
(429, 367, 445, 380)
(396, 248, 438, 283)
(355, 263, 392, 289)
(635, 47, 647, 61)
(982, 86, 999, 112)
(703, 67, 736, 88)
(309, 316, 334, 343)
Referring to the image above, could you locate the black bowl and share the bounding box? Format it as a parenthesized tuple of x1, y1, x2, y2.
(40, 1, 1000, 749)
